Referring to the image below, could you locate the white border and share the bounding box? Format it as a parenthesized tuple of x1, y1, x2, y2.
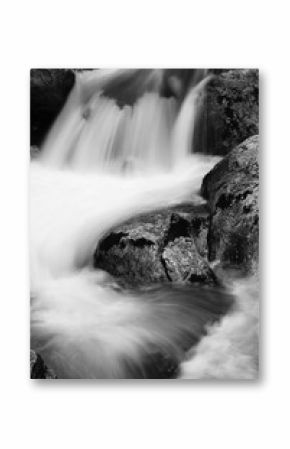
(1, 1, 289, 448)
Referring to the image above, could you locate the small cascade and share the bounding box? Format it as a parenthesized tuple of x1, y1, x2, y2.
(31, 69, 243, 379)
(39, 69, 210, 173)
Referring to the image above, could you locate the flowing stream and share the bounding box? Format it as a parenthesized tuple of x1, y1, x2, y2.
(30, 69, 258, 379)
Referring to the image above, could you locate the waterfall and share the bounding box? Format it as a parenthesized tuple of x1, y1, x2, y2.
(30, 69, 257, 379)
(39, 69, 210, 173)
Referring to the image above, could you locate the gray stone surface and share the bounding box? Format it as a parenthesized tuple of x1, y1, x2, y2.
(94, 204, 217, 287)
(201, 135, 259, 273)
(194, 69, 259, 156)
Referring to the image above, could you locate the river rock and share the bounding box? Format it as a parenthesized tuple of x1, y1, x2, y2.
(201, 135, 259, 273)
(30, 350, 57, 379)
(194, 69, 259, 155)
(94, 204, 217, 287)
(30, 69, 75, 146)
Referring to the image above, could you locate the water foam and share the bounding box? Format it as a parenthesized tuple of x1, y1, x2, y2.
(30, 69, 258, 379)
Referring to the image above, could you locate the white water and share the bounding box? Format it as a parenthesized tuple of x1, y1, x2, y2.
(180, 277, 259, 379)
(30, 69, 258, 379)
(39, 69, 210, 173)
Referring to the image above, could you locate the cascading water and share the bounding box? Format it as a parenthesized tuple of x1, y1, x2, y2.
(30, 69, 258, 379)
(39, 69, 209, 172)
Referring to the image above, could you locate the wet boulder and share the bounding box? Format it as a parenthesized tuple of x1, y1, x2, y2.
(201, 135, 259, 274)
(94, 204, 217, 287)
(194, 69, 259, 155)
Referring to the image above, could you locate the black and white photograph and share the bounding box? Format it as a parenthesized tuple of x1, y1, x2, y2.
(30, 68, 259, 379)
(3, 1, 290, 448)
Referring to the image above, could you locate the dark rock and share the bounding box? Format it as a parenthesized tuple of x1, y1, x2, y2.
(201, 135, 259, 274)
(94, 204, 217, 287)
(30, 350, 57, 379)
(143, 352, 179, 379)
(162, 237, 213, 283)
(125, 350, 179, 379)
(30, 69, 75, 146)
(194, 69, 259, 155)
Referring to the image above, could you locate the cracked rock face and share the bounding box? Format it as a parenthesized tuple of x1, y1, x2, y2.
(163, 238, 213, 283)
(201, 135, 259, 274)
(94, 204, 217, 287)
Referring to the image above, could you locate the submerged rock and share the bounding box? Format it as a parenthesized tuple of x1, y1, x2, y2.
(30, 350, 57, 379)
(94, 204, 217, 287)
(194, 69, 259, 155)
(201, 135, 259, 273)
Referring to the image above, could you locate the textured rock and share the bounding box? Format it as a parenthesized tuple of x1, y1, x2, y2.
(94, 204, 217, 287)
(201, 135, 259, 273)
(30, 69, 75, 146)
(30, 350, 57, 379)
(163, 237, 213, 283)
(194, 69, 259, 155)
